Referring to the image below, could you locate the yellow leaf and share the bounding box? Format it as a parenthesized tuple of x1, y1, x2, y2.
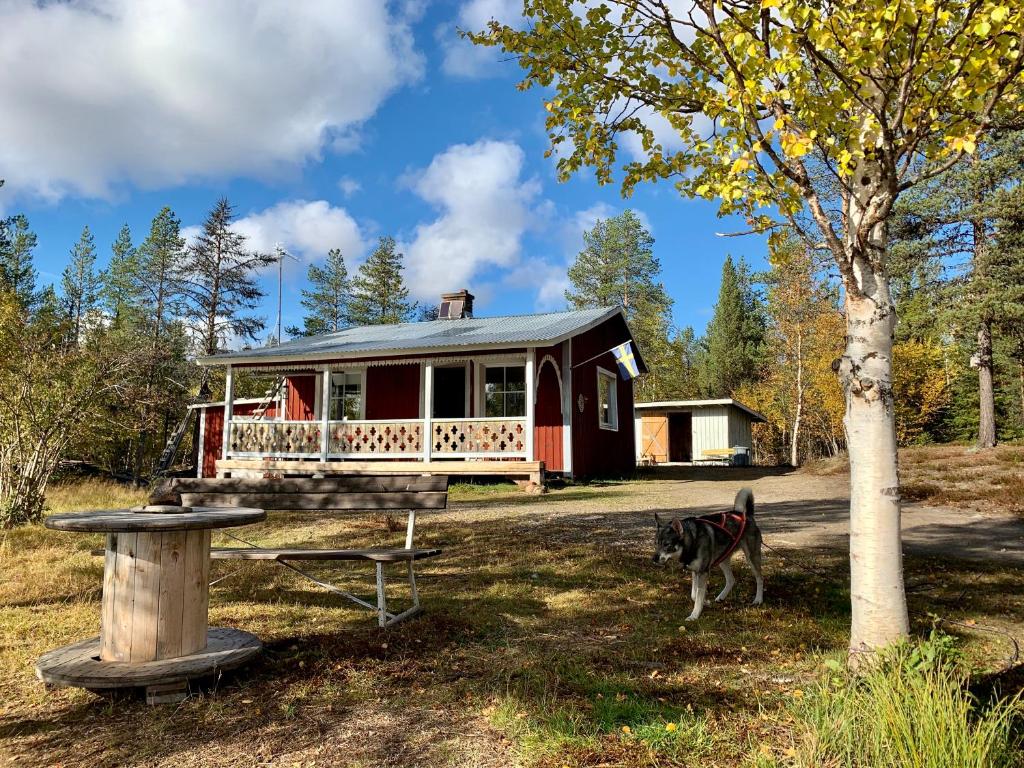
(622, 725, 631, 734)
(963, 137, 977, 154)
(991, 6, 1009, 22)
(666, 722, 678, 732)
(975, 20, 992, 36)
(761, 0, 781, 7)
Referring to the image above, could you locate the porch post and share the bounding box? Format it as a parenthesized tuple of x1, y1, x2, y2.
(525, 348, 535, 461)
(423, 362, 433, 462)
(221, 365, 234, 463)
(320, 368, 331, 462)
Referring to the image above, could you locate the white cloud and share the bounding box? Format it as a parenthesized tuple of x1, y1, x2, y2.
(403, 139, 540, 300)
(440, 0, 523, 78)
(0, 0, 422, 200)
(504, 258, 570, 312)
(337, 176, 362, 198)
(226, 200, 366, 266)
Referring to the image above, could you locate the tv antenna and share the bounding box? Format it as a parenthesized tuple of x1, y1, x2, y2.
(273, 243, 300, 346)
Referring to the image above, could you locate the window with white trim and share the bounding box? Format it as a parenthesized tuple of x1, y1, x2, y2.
(329, 372, 363, 420)
(597, 368, 618, 430)
(484, 365, 526, 417)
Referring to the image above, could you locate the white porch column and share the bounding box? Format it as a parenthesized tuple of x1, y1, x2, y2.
(561, 339, 574, 477)
(320, 368, 331, 461)
(221, 365, 234, 463)
(525, 348, 536, 461)
(423, 362, 434, 461)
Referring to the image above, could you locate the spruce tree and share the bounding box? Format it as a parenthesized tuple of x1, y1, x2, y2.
(61, 226, 103, 345)
(288, 248, 351, 337)
(348, 237, 414, 325)
(103, 224, 140, 323)
(699, 256, 765, 397)
(0, 214, 38, 310)
(180, 198, 273, 356)
(565, 209, 677, 399)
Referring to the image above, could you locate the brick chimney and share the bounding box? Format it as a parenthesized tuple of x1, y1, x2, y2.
(438, 289, 474, 320)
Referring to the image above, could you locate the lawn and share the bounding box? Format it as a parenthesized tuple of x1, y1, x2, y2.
(1, 468, 1021, 767)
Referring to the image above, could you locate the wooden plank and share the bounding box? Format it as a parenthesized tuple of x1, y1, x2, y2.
(45, 507, 265, 533)
(156, 530, 187, 659)
(209, 547, 442, 562)
(181, 530, 210, 656)
(105, 532, 138, 662)
(169, 475, 448, 494)
(129, 532, 162, 663)
(100, 534, 117, 660)
(177, 491, 448, 511)
(215, 459, 542, 475)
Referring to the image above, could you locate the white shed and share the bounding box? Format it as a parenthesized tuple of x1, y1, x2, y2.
(634, 399, 766, 464)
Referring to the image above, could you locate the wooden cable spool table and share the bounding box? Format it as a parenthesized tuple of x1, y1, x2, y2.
(36, 504, 266, 703)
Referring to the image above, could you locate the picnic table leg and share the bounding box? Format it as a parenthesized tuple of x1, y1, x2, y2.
(408, 561, 419, 612)
(375, 562, 387, 628)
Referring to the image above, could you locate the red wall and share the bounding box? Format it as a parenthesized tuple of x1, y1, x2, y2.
(366, 364, 421, 419)
(285, 375, 317, 420)
(201, 407, 224, 478)
(570, 315, 637, 478)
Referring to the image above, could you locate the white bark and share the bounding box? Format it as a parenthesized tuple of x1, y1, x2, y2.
(791, 326, 803, 467)
(837, 162, 910, 659)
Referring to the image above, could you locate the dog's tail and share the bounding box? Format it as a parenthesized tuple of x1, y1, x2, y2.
(734, 487, 754, 518)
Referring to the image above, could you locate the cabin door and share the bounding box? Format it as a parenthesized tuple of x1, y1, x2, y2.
(668, 413, 692, 462)
(432, 365, 467, 418)
(533, 360, 563, 472)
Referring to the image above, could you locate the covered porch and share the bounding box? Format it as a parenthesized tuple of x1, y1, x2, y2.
(199, 350, 544, 480)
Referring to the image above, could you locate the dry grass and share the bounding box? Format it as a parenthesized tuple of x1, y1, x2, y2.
(802, 444, 1024, 516)
(0, 476, 1021, 767)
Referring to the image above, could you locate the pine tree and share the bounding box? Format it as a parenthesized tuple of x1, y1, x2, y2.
(180, 198, 273, 356)
(61, 226, 103, 345)
(103, 224, 140, 323)
(348, 237, 414, 325)
(699, 256, 765, 397)
(565, 209, 676, 399)
(289, 248, 350, 337)
(0, 214, 38, 310)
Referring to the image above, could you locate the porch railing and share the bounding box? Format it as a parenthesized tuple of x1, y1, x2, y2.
(227, 417, 528, 459)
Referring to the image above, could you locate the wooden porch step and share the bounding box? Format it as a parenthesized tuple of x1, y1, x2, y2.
(210, 547, 442, 562)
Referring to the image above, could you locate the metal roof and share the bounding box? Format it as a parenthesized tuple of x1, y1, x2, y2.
(634, 398, 768, 422)
(200, 306, 624, 366)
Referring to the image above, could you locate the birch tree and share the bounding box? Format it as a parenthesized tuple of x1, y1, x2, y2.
(472, 0, 1024, 658)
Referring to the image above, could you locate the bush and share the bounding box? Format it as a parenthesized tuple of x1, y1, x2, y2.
(779, 632, 1022, 767)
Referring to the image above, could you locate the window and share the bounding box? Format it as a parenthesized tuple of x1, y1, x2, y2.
(597, 368, 618, 430)
(329, 372, 362, 420)
(484, 365, 526, 417)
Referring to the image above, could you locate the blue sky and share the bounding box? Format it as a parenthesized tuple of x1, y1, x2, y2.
(0, 0, 767, 342)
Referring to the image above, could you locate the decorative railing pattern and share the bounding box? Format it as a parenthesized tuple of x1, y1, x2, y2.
(229, 420, 322, 456)
(328, 420, 423, 455)
(432, 418, 526, 455)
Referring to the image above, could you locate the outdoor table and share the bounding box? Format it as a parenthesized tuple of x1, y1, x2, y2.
(35, 504, 266, 703)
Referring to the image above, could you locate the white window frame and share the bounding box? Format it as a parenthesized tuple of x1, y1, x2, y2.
(480, 362, 528, 418)
(328, 370, 366, 420)
(596, 366, 618, 431)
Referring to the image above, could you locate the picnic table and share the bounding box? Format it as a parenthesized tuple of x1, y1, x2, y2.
(36, 504, 265, 703)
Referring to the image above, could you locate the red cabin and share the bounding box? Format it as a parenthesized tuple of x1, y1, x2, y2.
(196, 291, 646, 483)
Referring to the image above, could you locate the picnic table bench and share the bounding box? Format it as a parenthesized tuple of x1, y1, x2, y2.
(696, 448, 736, 465)
(166, 475, 448, 627)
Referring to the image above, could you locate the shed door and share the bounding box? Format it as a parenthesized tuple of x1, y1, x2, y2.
(641, 416, 668, 463)
(668, 413, 692, 462)
(533, 360, 563, 472)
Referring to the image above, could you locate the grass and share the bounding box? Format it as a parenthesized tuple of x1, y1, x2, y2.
(804, 444, 1024, 516)
(1, 466, 1022, 767)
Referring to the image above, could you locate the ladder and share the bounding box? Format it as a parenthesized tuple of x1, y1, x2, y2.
(154, 370, 211, 477)
(251, 377, 287, 420)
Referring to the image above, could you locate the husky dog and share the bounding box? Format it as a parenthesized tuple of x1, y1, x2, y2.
(653, 488, 764, 621)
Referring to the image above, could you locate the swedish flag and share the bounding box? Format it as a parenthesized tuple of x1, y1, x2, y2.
(612, 341, 640, 380)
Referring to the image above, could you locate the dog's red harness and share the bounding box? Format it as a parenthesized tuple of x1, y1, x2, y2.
(696, 509, 748, 569)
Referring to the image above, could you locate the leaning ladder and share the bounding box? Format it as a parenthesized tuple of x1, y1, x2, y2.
(154, 370, 211, 477)
(251, 377, 287, 420)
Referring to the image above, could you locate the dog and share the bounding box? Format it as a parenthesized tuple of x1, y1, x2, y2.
(653, 488, 764, 621)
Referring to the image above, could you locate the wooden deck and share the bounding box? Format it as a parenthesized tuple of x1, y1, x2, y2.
(214, 458, 545, 485)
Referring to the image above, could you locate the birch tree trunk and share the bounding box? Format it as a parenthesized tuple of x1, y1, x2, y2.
(836, 160, 910, 659)
(791, 326, 803, 467)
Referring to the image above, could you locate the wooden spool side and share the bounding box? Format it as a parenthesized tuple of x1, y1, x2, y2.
(100, 529, 210, 662)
